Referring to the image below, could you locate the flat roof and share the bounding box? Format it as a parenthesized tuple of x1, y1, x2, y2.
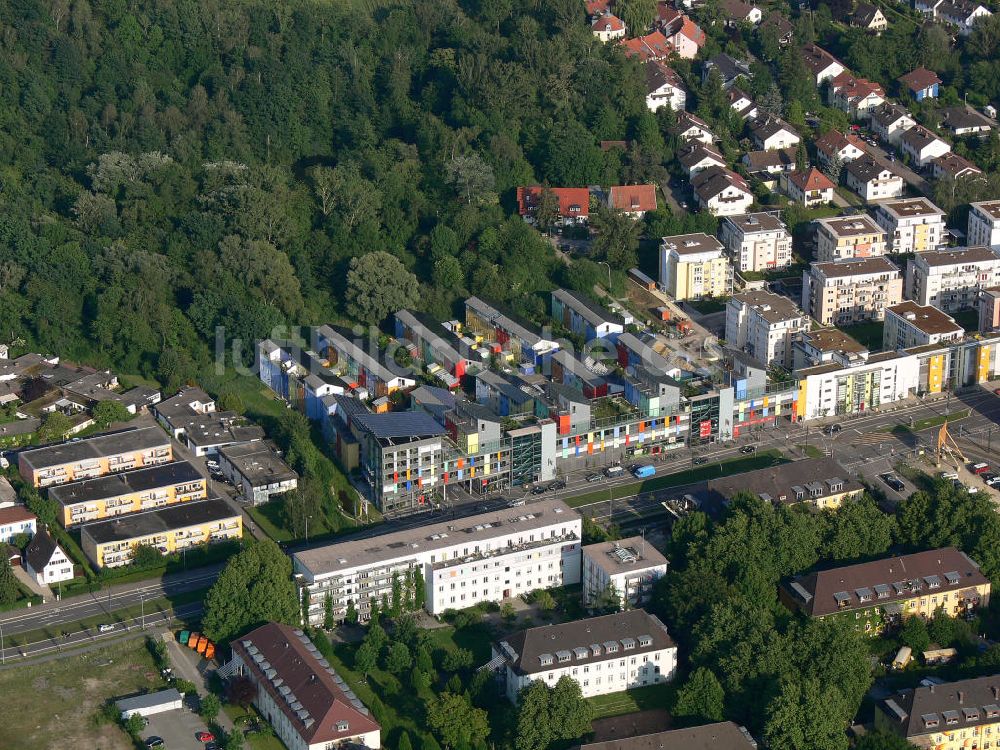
(887, 301, 964, 337)
(723, 212, 787, 234)
(19, 426, 170, 472)
(811, 256, 900, 278)
(661, 233, 724, 256)
(802, 328, 868, 354)
(875, 197, 944, 220)
(79, 496, 238, 545)
(730, 290, 804, 324)
(583, 537, 668, 576)
(154, 388, 213, 420)
(580, 722, 757, 750)
(814, 214, 883, 237)
(294, 498, 580, 577)
(917, 246, 1000, 267)
(500, 609, 674, 676)
(702, 457, 862, 507)
(218, 443, 297, 486)
(115, 688, 183, 713)
(49, 461, 204, 508)
(971, 200, 1000, 221)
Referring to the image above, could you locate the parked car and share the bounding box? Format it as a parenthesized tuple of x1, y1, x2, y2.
(530, 485, 547, 495)
(982, 472, 999, 485)
(196, 732, 216, 743)
(692, 456, 708, 465)
(604, 465, 624, 478)
(739, 445, 756, 454)
(971, 462, 990, 475)
(506, 498, 525, 507)
(880, 473, 905, 492)
(549, 480, 566, 491)
(145, 738, 164, 749)
(585, 473, 603, 483)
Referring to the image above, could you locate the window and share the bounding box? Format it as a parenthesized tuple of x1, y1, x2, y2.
(336, 720, 350, 732)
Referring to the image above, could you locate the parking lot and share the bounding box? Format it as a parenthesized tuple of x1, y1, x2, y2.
(141, 702, 214, 750)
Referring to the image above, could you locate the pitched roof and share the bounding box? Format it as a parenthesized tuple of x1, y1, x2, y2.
(586, 0, 611, 14)
(900, 124, 949, 151)
(677, 142, 725, 169)
(898, 66, 942, 93)
(644, 61, 685, 95)
(750, 115, 799, 142)
(846, 155, 896, 182)
(233, 622, 381, 745)
(592, 12, 625, 32)
(800, 43, 844, 76)
(692, 166, 751, 200)
(741, 147, 797, 172)
(516, 186, 590, 218)
(881, 674, 1000, 739)
(830, 72, 886, 102)
(852, 1, 885, 25)
(718, 0, 757, 20)
(761, 10, 794, 36)
(656, 3, 683, 31)
(704, 456, 860, 506)
(580, 722, 757, 750)
(608, 184, 658, 212)
(938, 106, 994, 132)
(672, 111, 713, 136)
(621, 31, 672, 61)
(871, 103, 914, 129)
(815, 130, 867, 159)
(933, 152, 983, 178)
(675, 16, 706, 45)
(704, 53, 750, 82)
(0, 505, 36, 528)
(787, 167, 835, 192)
(24, 527, 61, 571)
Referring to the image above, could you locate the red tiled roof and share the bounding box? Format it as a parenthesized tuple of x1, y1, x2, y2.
(0, 506, 36, 527)
(517, 186, 591, 218)
(789, 168, 835, 192)
(620, 31, 672, 61)
(233, 623, 381, 746)
(676, 16, 706, 45)
(657, 3, 683, 31)
(592, 12, 625, 31)
(608, 184, 658, 212)
(586, 0, 611, 15)
(898, 67, 942, 92)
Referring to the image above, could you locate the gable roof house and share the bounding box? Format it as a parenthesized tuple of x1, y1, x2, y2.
(516, 186, 591, 225)
(781, 168, 836, 207)
(608, 185, 658, 218)
(701, 53, 751, 89)
(678, 142, 727, 177)
(665, 15, 706, 59)
(899, 125, 951, 166)
(718, 0, 762, 25)
(937, 106, 994, 137)
(760, 11, 794, 45)
(741, 148, 797, 184)
(621, 31, 672, 62)
(938, 0, 992, 34)
(645, 61, 687, 113)
(727, 87, 759, 120)
(815, 130, 868, 165)
(671, 112, 715, 145)
(801, 43, 846, 86)
(870, 103, 917, 146)
(692, 167, 753, 216)
(828, 72, 886, 119)
(931, 152, 983, 180)
(25, 527, 74, 586)
(852, 2, 888, 31)
(898, 67, 941, 101)
(749, 115, 801, 151)
(845, 156, 905, 202)
(592, 11, 627, 41)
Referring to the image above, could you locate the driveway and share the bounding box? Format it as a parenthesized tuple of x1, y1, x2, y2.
(164, 634, 234, 733)
(141, 702, 214, 750)
(13, 565, 51, 601)
(862, 139, 932, 195)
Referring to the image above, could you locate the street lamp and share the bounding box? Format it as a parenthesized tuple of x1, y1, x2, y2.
(139, 592, 146, 631)
(598, 261, 612, 290)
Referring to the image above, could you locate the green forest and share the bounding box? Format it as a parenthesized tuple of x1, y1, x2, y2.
(0, 0, 688, 386)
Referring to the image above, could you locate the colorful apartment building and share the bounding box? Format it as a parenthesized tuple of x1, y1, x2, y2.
(872, 197, 947, 254)
(465, 297, 560, 366)
(316, 325, 416, 397)
(813, 215, 887, 262)
(257, 339, 350, 421)
(18, 426, 173, 488)
(551, 289, 625, 341)
(394, 309, 476, 387)
(80, 496, 243, 569)
(49, 461, 207, 528)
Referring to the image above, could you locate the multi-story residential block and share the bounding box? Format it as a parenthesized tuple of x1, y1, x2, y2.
(551, 289, 625, 341)
(660, 233, 733, 300)
(49, 461, 207, 528)
(293, 499, 582, 624)
(813, 215, 887, 262)
(701, 456, 864, 510)
(900, 125, 951, 167)
(968, 200, 1000, 249)
(906, 246, 1000, 312)
(80, 496, 243, 569)
(216, 443, 298, 506)
(490, 609, 677, 701)
(18, 426, 173, 488)
(803, 257, 902, 326)
(227, 622, 381, 750)
(725, 290, 809, 369)
(884, 301, 965, 350)
(516, 186, 590, 225)
(980, 286, 1000, 332)
(317, 325, 417, 397)
(873, 197, 947, 254)
(577, 723, 758, 750)
(782, 547, 990, 634)
(691, 167, 753, 216)
(870, 103, 916, 146)
(465, 297, 560, 366)
(24, 528, 74, 586)
(877, 675, 1000, 749)
(780, 168, 835, 207)
(0, 506, 35, 544)
(719, 212, 792, 272)
(644, 61, 686, 112)
(581, 538, 668, 610)
(845, 156, 904, 202)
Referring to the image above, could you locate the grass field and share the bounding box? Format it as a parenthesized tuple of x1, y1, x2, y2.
(842, 321, 885, 352)
(565, 450, 788, 508)
(879, 409, 971, 435)
(587, 682, 677, 719)
(0, 639, 163, 749)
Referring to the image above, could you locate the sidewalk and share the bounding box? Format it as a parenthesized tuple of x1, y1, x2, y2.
(13, 565, 52, 601)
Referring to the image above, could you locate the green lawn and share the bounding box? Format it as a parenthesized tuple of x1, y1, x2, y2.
(565, 450, 789, 508)
(952, 308, 979, 332)
(587, 683, 678, 720)
(841, 321, 884, 351)
(797, 444, 824, 459)
(686, 297, 729, 315)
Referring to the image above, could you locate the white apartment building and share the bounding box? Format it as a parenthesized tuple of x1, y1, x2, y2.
(582, 538, 668, 610)
(968, 200, 1000, 249)
(906, 246, 1000, 313)
(491, 609, 677, 701)
(802, 257, 903, 326)
(795, 345, 917, 420)
(0, 506, 36, 544)
(814, 215, 887, 262)
(884, 301, 965, 350)
(660, 233, 733, 300)
(293, 499, 582, 624)
(725, 290, 809, 369)
(873, 198, 947, 255)
(719, 212, 792, 272)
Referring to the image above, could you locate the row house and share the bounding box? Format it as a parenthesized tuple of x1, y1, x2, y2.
(551, 289, 625, 341)
(516, 186, 590, 226)
(395, 309, 476, 385)
(317, 325, 416, 397)
(465, 297, 560, 367)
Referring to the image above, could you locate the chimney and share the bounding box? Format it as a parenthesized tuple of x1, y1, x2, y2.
(958, 690, 965, 704)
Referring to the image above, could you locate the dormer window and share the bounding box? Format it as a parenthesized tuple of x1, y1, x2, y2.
(337, 720, 350, 732)
(539, 653, 554, 667)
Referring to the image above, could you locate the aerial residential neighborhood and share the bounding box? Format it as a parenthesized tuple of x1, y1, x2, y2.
(6, 0, 1000, 748)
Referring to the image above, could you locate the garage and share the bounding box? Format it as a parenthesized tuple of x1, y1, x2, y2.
(116, 688, 184, 720)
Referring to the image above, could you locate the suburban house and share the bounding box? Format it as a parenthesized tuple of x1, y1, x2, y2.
(227, 622, 382, 750)
(815, 130, 867, 165)
(552, 289, 625, 341)
(665, 15, 705, 58)
(516, 186, 590, 226)
(644, 61, 687, 113)
(490, 609, 678, 701)
(884, 301, 965, 349)
(749, 115, 801, 151)
(701, 53, 751, 89)
(899, 125, 951, 167)
(938, 0, 992, 34)
(607, 184, 658, 218)
(968, 200, 1000, 249)
(727, 87, 758, 120)
(800, 43, 846, 85)
(898, 67, 941, 101)
(678, 142, 726, 177)
(877, 675, 1000, 748)
(932, 152, 983, 180)
(691, 166, 753, 216)
(0, 506, 35, 544)
(852, 2, 888, 31)
(591, 12, 626, 41)
(719, 212, 793, 272)
(620, 31, 672, 61)
(829, 72, 886, 119)
(24, 527, 74, 586)
(872, 197, 947, 255)
(660, 233, 733, 299)
(781, 547, 990, 633)
(760, 11, 794, 45)
(813, 214, 888, 261)
(870, 103, 916, 146)
(937, 106, 994, 137)
(781, 168, 836, 207)
(718, 0, 762, 25)
(741, 148, 797, 184)
(672, 112, 715, 144)
(845, 156, 905, 201)
(581, 538, 668, 610)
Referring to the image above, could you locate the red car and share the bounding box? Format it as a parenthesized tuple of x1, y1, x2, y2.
(196, 732, 215, 743)
(994, 388, 1000, 396)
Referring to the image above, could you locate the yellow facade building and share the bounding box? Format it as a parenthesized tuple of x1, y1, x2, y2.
(50, 461, 207, 528)
(660, 233, 733, 301)
(80, 497, 242, 569)
(18, 426, 172, 488)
